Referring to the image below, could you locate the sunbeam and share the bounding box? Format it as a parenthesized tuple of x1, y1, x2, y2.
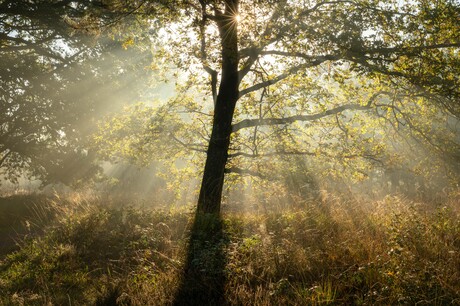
(1, 1, 459, 304)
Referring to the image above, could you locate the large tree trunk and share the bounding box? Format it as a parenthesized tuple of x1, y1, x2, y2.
(197, 0, 239, 214)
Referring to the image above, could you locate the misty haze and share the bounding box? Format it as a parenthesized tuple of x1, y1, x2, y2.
(1, 0, 459, 305)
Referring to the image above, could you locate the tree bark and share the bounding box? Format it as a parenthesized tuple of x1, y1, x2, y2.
(197, 0, 239, 214)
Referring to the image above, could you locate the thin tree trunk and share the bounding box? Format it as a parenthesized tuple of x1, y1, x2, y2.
(197, 0, 239, 214)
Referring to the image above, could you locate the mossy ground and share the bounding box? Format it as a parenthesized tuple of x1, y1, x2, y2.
(0, 192, 459, 305)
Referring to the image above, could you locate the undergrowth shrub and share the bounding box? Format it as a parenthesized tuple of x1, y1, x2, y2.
(223, 194, 460, 305)
(0, 196, 191, 305)
(0, 192, 459, 305)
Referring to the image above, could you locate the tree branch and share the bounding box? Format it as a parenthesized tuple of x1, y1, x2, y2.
(238, 49, 260, 83)
(364, 42, 460, 57)
(299, 0, 356, 18)
(224, 166, 265, 178)
(233, 91, 388, 132)
(237, 0, 288, 82)
(0, 150, 12, 167)
(198, 1, 218, 104)
(170, 134, 207, 154)
(239, 54, 339, 97)
(229, 150, 315, 158)
(233, 104, 367, 132)
(98, 0, 148, 29)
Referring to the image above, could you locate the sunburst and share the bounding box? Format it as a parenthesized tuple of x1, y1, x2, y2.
(235, 14, 241, 23)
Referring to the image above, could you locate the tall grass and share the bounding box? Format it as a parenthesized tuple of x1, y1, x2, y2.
(0, 191, 459, 305)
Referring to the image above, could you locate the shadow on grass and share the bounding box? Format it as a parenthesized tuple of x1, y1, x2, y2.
(173, 213, 228, 306)
(0, 195, 53, 257)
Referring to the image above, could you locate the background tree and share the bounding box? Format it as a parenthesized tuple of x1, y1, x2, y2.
(0, 0, 155, 185)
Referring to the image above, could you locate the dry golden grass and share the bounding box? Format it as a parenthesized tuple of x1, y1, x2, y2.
(0, 191, 459, 305)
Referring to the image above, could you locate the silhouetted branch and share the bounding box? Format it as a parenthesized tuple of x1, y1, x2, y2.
(233, 91, 390, 132)
(233, 103, 368, 132)
(364, 42, 460, 56)
(229, 150, 315, 158)
(239, 55, 339, 97)
(224, 166, 265, 178)
(170, 134, 207, 153)
(0, 150, 12, 167)
(198, 1, 218, 105)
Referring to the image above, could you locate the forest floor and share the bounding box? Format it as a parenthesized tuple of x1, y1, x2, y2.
(0, 191, 459, 305)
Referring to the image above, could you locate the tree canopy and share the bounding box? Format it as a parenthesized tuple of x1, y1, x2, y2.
(97, 0, 459, 213)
